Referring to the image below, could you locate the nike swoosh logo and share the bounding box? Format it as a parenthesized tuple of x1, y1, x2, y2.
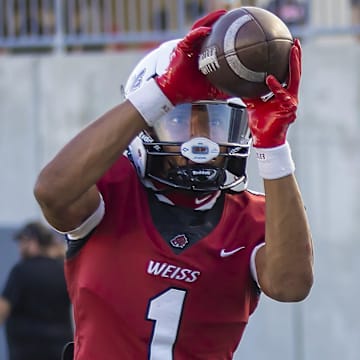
(194, 195, 212, 205)
(220, 246, 246, 257)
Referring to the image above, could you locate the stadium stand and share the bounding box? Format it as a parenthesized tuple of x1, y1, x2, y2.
(0, 0, 359, 54)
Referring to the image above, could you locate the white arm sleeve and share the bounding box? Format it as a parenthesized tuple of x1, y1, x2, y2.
(52, 193, 105, 240)
(126, 78, 174, 127)
(250, 242, 266, 287)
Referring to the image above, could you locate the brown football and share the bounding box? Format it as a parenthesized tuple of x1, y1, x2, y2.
(198, 7, 293, 98)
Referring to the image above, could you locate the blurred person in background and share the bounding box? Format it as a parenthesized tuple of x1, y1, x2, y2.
(34, 8, 313, 360)
(0, 221, 73, 360)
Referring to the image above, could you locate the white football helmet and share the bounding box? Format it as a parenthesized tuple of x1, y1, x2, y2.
(124, 39, 251, 192)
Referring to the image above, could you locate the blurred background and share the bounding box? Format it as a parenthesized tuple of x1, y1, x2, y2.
(0, 0, 360, 359)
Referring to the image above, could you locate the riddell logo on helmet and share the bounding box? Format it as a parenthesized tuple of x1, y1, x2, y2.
(130, 68, 146, 91)
(192, 169, 211, 176)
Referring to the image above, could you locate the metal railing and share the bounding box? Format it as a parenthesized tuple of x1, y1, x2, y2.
(0, 0, 205, 52)
(0, 0, 359, 53)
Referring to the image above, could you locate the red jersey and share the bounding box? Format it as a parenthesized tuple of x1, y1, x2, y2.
(65, 156, 265, 360)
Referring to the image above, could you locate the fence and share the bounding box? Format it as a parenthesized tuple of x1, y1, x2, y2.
(0, 0, 359, 53)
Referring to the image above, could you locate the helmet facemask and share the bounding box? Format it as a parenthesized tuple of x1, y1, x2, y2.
(133, 99, 251, 192)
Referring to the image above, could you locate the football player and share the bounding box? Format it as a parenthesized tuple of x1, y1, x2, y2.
(34, 9, 313, 360)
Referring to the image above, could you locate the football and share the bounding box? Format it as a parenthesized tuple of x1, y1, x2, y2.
(198, 7, 293, 98)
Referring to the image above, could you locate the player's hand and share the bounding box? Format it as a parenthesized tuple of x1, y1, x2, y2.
(155, 10, 228, 105)
(243, 39, 302, 148)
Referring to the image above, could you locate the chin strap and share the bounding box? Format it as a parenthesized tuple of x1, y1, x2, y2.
(166, 165, 226, 191)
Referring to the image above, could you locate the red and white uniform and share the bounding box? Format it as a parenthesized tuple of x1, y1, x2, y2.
(65, 156, 265, 360)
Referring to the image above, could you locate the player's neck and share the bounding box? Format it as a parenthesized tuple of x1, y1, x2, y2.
(149, 180, 221, 210)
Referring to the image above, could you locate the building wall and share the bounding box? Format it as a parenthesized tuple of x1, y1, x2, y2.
(0, 39, 360, 359)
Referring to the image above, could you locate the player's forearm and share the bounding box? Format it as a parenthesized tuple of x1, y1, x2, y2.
(262, 174, 314, 301)
(34, 101, 144, 211)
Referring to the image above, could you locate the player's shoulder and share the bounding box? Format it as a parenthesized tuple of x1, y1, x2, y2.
(246, 188, 265, 199)
(225, 189, 265, 217)
(227, 188, 265, 203)
(97, 154, 145, 209)
(99, 154, 137, 185)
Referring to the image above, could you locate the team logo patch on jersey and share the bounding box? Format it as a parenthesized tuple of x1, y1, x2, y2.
(170, 234, 189, 249)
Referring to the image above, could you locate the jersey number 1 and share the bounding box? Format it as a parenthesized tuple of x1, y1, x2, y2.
(147, 288, 186, 359)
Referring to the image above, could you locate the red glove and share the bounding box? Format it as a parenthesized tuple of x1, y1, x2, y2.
(155, 10, 228, 105)
(244, 38, 302, 148)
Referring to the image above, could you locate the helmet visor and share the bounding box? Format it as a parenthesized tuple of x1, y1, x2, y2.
(153, 101, 249, 145)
